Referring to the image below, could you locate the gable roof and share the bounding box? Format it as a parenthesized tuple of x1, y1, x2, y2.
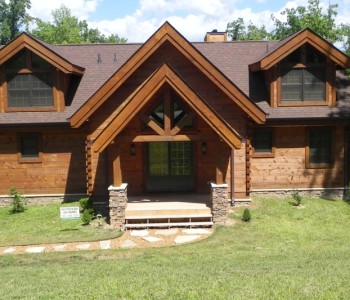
(94, 63, 242, 151)
(70, 22, 266, 128)
(0, 33, 84, 75)
(250, 28, 350, 71)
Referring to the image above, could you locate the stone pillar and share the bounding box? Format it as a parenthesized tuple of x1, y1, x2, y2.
(108, 183, 128, 229)
(211, 182, 229, 223)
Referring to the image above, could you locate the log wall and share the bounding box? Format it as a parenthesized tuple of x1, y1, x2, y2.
(0, 128, 87, 196)
(251, 126, 345, 190)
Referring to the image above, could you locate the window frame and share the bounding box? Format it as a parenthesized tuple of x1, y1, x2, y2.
(252, 128, 275, 158)
(3, 49, 57, 112)
(17, 133, 43, 163)
(305, 127, 334, 169)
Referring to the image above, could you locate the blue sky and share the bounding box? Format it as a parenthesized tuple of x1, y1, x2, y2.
(29, 0, 350, 43)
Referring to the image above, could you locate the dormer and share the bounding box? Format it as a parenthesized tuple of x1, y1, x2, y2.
(0, 33, 84, 113)
(250, 28, 350, 108)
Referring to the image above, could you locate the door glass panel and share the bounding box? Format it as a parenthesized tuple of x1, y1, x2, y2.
(148, 142, 169, 176)
(170, 142, 191, 175)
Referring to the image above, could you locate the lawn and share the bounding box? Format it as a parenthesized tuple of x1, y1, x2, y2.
(1, 197, 350, 299)
(0, 201, 121, 246)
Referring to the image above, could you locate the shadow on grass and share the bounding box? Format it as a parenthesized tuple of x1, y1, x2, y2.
(60, 228, 79, 232)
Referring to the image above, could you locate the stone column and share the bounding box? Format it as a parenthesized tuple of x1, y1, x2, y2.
(211, 182, 229, 223)
(108, 183, 128, 229)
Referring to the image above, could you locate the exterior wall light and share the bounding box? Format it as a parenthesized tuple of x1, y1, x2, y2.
(130, 143, 136, 156)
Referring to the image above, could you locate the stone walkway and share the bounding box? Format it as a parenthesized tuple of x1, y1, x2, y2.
(0, 228, 212, 255)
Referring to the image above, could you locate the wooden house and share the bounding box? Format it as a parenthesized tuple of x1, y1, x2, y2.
(0, 22, 349, 228)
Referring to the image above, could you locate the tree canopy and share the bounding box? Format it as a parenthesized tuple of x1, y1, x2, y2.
(0, 0, 31, 44)
(31, 5, 127, 44)
(227, 0, 350, 56)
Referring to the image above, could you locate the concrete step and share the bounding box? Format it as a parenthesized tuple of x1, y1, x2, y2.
(126, 213, 213, 220)
(124, 221, 214, 229)
(125, 208, 211, 218)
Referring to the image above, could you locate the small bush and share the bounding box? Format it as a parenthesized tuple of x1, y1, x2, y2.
(81, 209, 94, 225)
(79, 197, 90, 212)
(291, 190, 302, 206)
(9, 187, 27, 214)
(242, 208, 251, 222)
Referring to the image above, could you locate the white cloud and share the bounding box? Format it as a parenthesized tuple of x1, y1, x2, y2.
(29, 0, 101, 21)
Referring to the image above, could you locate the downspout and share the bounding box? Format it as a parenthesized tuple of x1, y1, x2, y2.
(343, 126, 349, 200)
(230, 148, 235, 206)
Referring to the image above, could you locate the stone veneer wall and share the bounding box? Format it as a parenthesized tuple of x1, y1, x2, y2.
(251, 188, 347, 200)
(0, 194, 86, 207)
(211, 182, 229, 223)
(108, 184, 128, 229)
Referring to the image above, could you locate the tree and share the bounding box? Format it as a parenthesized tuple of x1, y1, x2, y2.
(227, 18, 270, 41)
(271, 0, 341, 43)
(227, 0, 345, 45)
(0, 0, 31, 44)
(31, 5, 127, 44)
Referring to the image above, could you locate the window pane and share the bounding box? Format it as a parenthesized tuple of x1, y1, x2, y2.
(309, 128, 332, 164)
(170, 142, 191, 175)
(303, 69, 325, 101)
(254, 131, 272, 153)
(148, 142, 169, 176)
(7, 73, 53, 108)
(20, 136, 39, 158)
(281, 69, 302, 101)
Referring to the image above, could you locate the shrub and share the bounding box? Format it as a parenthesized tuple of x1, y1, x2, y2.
(79, 197, 90, 212)
(242, 208, 251, 222)
(81, 209, 94, 225)
(9, 187, 27, 214)
(291, 190, 302, 206)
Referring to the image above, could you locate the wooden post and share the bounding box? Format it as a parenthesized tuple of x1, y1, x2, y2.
(108, 142, 122, 187)
(216, 139, 224, 184)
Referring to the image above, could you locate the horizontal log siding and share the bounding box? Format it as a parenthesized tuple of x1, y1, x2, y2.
(251, 126, 344, 190)
(0, 129, 87, 195)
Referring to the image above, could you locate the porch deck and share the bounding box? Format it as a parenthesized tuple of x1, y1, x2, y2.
(125, 194, 213, 229)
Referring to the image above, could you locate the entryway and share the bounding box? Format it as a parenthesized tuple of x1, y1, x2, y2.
(147, 141, 194, 192)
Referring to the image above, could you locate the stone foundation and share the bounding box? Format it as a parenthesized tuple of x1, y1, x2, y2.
(251, 188, 347, 200)
(0, 194, 86, 207)
(108, 184, 128, 229)
(211, 183, 229, 223)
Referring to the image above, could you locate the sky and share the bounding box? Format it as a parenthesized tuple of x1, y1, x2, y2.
(28, 0, 350, 43)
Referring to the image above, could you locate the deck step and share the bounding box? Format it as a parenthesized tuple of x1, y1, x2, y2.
(125, 208, 211, 217)
(126, 213, 213, 220)
(124, 221, 213, 229)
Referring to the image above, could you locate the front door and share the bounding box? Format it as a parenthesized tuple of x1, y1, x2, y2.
(147, 142, 194, 192)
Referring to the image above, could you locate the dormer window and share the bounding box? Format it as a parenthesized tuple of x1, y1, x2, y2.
(4, 49, 54, 111)
(279, 44, 327, 105)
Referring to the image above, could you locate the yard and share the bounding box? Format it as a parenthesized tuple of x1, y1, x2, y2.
(1, 197, 350, 299)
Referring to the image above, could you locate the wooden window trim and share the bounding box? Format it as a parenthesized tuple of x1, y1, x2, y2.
(17, 133, 43, 163)
(2, 49, 61, 112)
(305, 127, 334, 169)
(252, 128, 275, 158)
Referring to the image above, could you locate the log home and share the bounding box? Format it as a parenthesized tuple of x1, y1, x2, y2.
(0, 22, 349, 227)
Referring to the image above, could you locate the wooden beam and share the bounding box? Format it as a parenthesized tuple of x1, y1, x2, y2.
(164, 87, 171, 135)
(140, 115, 165, 136)
(107, 142, 122, 187)
(215, 139, 224, 184)
(117, 134, 216, 143)
(170, 111, 194, 135)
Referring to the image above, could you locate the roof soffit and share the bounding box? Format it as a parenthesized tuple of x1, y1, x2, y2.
(0, 33, 84, 75)
(250, 29, 350, 71)
(93, 63, 242, 152)
(70, 21, 265, 128)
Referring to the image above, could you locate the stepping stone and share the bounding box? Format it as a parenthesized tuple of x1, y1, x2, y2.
(53, 244, 67, 252)
(99, 240, 111, 250)
(142, 236, 162, 243)
(25, 246, 45, 253)
(121, 239, 137, 248)
(3, 247, 16, 254)
(155, 228, 179, 236)
(130, 230, 149, 237)
(174, 235, 201, 244)
(75, 243, 91, 250)
(182, 229, 211, 235)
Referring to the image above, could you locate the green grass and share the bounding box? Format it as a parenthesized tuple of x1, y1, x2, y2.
(0, 202, 121, 246)
(2, 197, 350, 299)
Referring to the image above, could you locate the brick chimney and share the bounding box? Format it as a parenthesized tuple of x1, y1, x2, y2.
(204, 29, 228, 42)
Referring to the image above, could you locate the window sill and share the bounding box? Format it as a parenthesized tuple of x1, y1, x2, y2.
(252, 152, 275, 158)
(6, 107, 57, 112)
(306, 163, 333, 169)
(18, 157, 42, 164)
(277, 101, 328, 107)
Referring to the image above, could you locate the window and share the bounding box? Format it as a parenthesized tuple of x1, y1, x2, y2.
(4, 49, 54, 110)
(280, 44, 326, 104)
(306, 128, 333, 168)
(252, 129, 275, 157)
(281, 68, 325, 102)
(18, 134, 42, 163)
